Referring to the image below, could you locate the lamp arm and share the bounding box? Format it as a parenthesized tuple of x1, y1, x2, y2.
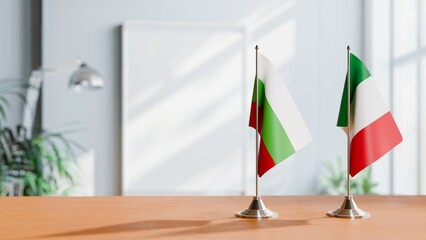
(21, 59, 103, 136)
(21, 60, 81, 136)
(21, 72, 43, 137)
(34, 59, 82, 76)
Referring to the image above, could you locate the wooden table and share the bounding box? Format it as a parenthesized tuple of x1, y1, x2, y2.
(1, 196, 425, 239)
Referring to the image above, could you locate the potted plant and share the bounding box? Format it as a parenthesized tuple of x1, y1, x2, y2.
(0, 79, 81, 196)
(318, 156, 378, 195)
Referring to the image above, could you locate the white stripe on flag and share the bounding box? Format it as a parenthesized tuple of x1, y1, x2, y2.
(258, 54, 312, 150)
(351, 76, 389, 139)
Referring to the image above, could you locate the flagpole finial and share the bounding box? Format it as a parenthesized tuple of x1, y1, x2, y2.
(347, 45, 351, 51)
(255, 45, 259, 50)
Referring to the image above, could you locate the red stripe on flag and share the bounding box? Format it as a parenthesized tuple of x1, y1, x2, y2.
(258, 139, 277, 177)
(249, 102, 263, 134)
(249, 102, 277, 177)
(350, 112, 402, 176)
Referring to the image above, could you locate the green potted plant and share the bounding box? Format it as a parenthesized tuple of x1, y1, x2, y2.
(318, 156, 378, 195)
(0, 79, 81, 196)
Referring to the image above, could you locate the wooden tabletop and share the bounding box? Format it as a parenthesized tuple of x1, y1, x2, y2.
(1, 196, 425, 240)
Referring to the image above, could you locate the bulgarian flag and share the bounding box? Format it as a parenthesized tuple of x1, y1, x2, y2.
(249, 54, 312, 177)
(337, 53, 403, 177)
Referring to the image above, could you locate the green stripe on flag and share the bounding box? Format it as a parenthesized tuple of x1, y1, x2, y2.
(253, 79, 296, 163)
(337, 53, 372, 127)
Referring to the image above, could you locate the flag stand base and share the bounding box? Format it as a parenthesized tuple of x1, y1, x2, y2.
(327, 195, 370, 219)
(236, 196, 278, 219)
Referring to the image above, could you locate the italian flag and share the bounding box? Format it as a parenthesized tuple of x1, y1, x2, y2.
(249, 54, 312, 177)
(337, 53, 403, 177)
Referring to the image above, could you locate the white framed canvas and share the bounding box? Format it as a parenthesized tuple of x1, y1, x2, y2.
(121, 21, 249, 195)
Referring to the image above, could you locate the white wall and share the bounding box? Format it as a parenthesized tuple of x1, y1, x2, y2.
(0, 0, 32, 127)
(42, 0, 363, 195)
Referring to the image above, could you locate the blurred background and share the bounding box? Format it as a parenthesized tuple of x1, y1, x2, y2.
(0, 0, 424, 196)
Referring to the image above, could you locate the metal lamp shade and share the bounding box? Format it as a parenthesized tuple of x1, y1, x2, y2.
(69, 63, 104, 90)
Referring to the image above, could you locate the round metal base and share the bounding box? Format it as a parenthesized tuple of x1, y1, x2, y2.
(327, 195, 370, 219)
(236, 196, 278, 219)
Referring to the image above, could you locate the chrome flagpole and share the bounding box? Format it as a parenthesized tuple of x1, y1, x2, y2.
(327, 46, 369, 219)
(256, 44, 259, 199)
(236, 45, 277, 219)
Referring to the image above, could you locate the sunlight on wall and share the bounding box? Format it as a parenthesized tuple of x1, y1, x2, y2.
(257, 20, 295, 67)
(241, 0, 294, 31)
(172, 31, 244, 79)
